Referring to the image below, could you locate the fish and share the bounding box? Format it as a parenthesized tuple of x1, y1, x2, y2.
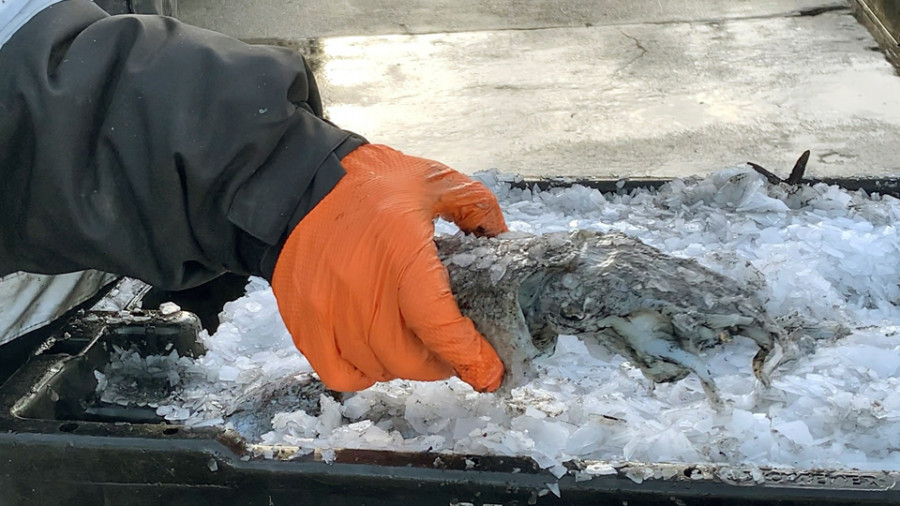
(437, 230, 796, 404)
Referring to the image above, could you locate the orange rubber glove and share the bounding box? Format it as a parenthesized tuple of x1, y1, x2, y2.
(271, 144, 508, 392)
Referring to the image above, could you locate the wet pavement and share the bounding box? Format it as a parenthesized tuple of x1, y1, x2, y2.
(180, 1, 900, 178)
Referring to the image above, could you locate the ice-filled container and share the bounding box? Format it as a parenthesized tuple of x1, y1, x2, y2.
(2, 176, 900, 505)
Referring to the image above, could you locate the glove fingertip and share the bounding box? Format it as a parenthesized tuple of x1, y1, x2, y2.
(456, 342, 504, 392)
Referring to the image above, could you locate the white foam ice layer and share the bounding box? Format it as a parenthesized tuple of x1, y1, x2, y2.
(103, 166, 900, 475)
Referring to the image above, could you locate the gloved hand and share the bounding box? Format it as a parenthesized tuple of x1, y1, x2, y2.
(271, 144, 508, 392)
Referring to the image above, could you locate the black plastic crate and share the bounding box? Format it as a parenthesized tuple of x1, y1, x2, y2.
(3, 176, 900, 505)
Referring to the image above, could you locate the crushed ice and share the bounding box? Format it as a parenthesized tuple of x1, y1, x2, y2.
(98, 166, 900, 474)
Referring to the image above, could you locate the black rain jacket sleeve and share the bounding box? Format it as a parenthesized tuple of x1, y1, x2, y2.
(0, 0, 365, 290)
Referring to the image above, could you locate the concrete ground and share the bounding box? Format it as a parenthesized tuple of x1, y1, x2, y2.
(180, 0, 900, 179)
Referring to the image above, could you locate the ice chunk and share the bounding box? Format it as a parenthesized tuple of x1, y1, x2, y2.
(342, 395, 372, 420)
(166, 369, 180, 387)
(774, 420, 814, 447)
(842, 344, 900, 378)
(565, 425, 606, 456)
(316, 395, 343, 436)
(513, 416, 572, 469)
(647, 428, 701, 462)
(159, 302, 180, 315)
(93, 370, 107, 392)
(452, 417, 488, 440)
(272, 410, 319, 439)
(217, 365, 240, 382)
(584, 462, 617, 476)
(730, 409, 762, 433)
(320, 448, 336, 464)
(624, 466, 653, 484)
(546, 482, 561, 497)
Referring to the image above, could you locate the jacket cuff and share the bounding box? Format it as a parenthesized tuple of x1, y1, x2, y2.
(235, 133, 367, 280)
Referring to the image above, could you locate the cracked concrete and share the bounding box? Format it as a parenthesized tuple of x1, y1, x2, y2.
(615, 31, 649, 76)
(180, 0, 900, 178)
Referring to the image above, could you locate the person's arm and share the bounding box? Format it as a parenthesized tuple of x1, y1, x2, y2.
(0, 0, 506, 391)
(0, 0, 363, 289)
